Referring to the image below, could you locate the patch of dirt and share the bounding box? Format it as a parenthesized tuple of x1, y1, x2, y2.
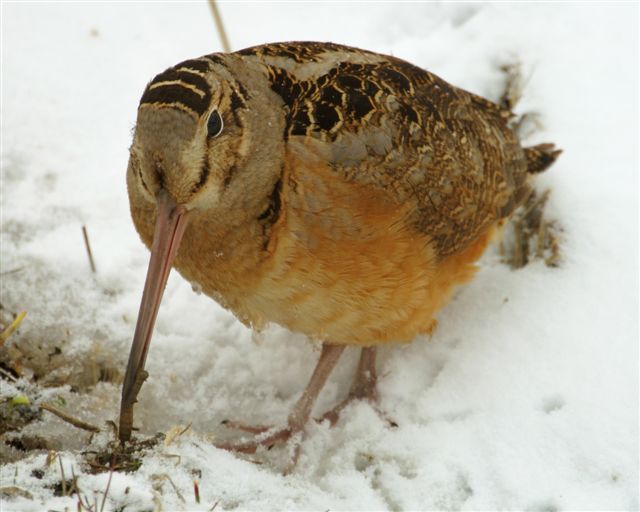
(83, 432, 165, 474)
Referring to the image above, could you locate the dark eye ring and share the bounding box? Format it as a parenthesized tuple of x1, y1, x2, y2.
(207, 110, 223, 138)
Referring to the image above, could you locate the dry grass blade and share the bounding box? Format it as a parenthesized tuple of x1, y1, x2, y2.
(207, 0, 231, 52)
(58, 455, 68, 496)
(0, 367, 18, 382)
(41, 402, 100, 433)
(502, 189, 561, 269)
(82, 225, 97, 273)
(99, 463, 115, 512)
(194, 480, 200, 504)
(72, 465, 95, 512)
(0, 267, 24, 277)
(152, 473, 186, 503)
(0, 486, 34, 500)
(499, 62, 523, 110)
(0, 311, 26, 346)
(46, 450, 58, 467)
(164, 423, 192, 446)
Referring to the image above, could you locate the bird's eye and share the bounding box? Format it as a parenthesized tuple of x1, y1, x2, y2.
(207, 110, 223, 138)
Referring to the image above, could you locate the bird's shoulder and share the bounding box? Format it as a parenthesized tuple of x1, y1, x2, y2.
(237, 42, 529, 258)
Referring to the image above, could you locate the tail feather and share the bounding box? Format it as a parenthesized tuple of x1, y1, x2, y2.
(525, 143, 562, 174)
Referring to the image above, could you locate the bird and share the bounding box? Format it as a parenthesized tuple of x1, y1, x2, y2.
(119, 41, 560, 463)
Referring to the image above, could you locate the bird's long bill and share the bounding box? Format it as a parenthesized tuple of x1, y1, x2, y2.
(119, 190, 189, 442)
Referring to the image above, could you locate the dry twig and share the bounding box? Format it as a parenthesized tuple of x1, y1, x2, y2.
(99, 461, 115, 512)
(0, 267, 24, 277)
(0, 367, 18, 382)
(0, 486, 33, 500)
(499, 62, 524, 111)
(501, 189, 561, 269)
(82, 225, 97, 273)
(207, 0, 231, 52)
(40, 402, 100, 433)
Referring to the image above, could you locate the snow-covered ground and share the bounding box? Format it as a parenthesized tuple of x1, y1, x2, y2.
(1, 2, 638, 511)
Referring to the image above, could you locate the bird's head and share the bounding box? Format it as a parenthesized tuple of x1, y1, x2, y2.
(120, 56, 284, 439)
(127, 56, 283, 213)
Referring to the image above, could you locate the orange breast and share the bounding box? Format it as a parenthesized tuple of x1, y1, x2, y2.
(229, 149, 495, 346)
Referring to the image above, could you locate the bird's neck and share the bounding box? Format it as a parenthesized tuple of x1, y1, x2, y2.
(171, 175, 281, 313)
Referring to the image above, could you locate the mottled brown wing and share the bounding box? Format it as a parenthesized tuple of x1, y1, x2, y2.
(242, 42, 529, 258)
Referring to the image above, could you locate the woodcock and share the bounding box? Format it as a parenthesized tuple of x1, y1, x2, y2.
(119, 42, 560, 461)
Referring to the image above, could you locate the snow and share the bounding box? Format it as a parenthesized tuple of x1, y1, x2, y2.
(1, 2, 638, 511)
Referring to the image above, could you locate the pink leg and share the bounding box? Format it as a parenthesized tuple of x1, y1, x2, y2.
(217, 344, 345, 461)
(320, 347, 381, 425)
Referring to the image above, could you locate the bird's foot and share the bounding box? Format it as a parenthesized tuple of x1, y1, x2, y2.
(216, 345, 347, 473)
(219, 419, 271, 435)
(217, 420, 307, 473)
(216, 422, 300, 454)
(318, 346, 397, 428)
(318, 392, 397, 428)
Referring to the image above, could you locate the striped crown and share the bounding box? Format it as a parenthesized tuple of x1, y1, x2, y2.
(139, 59, 214, 117)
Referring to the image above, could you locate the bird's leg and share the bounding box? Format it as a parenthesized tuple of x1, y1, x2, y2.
(319, 346, 383, 426)
(217, 343, 345, 458)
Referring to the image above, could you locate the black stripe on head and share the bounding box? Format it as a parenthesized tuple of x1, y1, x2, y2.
(148, 68, 212, 98)
(140, 84, 211, 115)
